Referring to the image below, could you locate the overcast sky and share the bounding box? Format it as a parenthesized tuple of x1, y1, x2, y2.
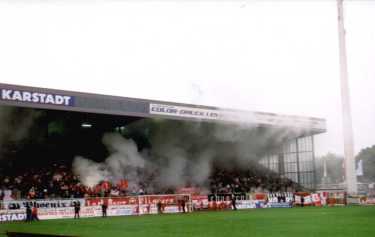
(0, 0, 374, 157)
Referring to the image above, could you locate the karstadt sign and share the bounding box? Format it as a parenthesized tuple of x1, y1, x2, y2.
(0, 88, 74, 106)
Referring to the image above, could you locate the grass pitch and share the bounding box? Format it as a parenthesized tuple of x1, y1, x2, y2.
(1, 206, 374, 237)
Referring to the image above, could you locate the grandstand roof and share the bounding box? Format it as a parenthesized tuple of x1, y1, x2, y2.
(0, 83, 326, 135)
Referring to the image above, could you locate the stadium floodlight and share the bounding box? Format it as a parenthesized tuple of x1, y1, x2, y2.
(337, 0, 358, 194)
(81, 123, 92, 128)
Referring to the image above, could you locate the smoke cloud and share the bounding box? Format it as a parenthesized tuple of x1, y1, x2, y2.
(72, 157, 108, 187)
(73, 118, 301, 193)
(0, 107, 41, 160)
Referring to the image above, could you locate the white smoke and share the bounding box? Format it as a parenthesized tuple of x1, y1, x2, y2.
(72, 118, 306, 192)
(72, 157, 108, 187)
(156, 153, 188, 188)
(189, 150, 213, 185)
(73, 133, 147, 187)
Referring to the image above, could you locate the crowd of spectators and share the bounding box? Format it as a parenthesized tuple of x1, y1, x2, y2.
(0, 162, 298, 201)
(209, 163, 298, 194)
(0, 164, 124, 201)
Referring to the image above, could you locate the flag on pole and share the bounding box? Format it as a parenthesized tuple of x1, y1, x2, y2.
(356, 160, 364, 176)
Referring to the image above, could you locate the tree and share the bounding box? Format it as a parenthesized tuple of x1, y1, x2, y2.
(356, 145, 375, 182)
(315, 153, 344, 184)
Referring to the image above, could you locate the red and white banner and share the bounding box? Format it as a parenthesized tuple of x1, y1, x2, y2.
(192, 195, 209, 210)
(364, 197, 375, 205)
(311, 194, 322, 206)
(86, 197, 138, 206)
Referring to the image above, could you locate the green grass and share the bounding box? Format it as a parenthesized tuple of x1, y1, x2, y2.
(1, 206, 375, 237)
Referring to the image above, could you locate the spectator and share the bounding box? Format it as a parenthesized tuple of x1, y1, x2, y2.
(32, 206, 39, 221)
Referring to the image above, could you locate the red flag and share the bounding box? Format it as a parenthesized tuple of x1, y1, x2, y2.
(101, 181, 111, 190)
(117, 180, 128, 189)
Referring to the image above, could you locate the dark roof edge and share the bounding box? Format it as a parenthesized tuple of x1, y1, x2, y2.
(0, 82, 326, 123)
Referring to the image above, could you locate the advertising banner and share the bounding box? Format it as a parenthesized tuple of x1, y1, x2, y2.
(236, 200, 256, 209)
(312, 194, 322, 206)
(138, 195, 180, 205)
(294, 195, 301, 205)
(364, 197, 375, 205)
(150, 103, 220, 121)
(3, 199, 85, 210)
(86, 197, 138, 206)
(38, 206, 97, 220)
(0, 210, 26, 222)
(192, 195, 209, 210)
(304, 195, 313, 205)
(253, 193, 267, 201)
(38, 205, 140, 220)
(327, 192, 347, 206)
(208, 201, 231, 210)
(0, 205, 140, 222)
(267, 203, 292, 208)
(149, 104, 325, 130)
(0, 88, 74, 106)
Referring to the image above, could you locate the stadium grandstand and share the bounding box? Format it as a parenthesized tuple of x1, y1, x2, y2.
(0, 82, 327, 221)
